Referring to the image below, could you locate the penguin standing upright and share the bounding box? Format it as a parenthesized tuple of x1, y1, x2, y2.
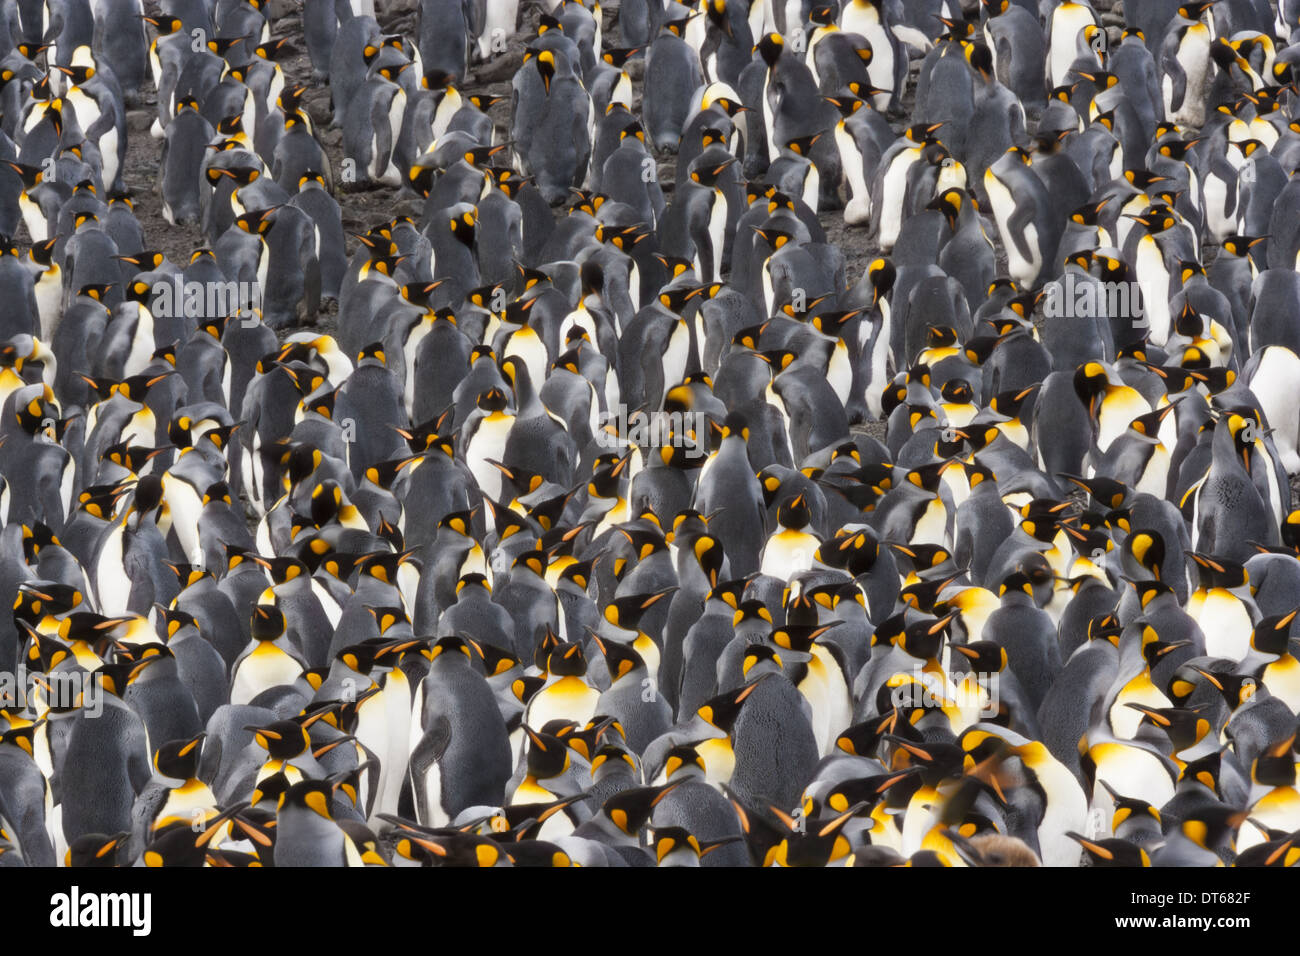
(983, 148, 1063, 289)
(1161, 2, 1216, 128)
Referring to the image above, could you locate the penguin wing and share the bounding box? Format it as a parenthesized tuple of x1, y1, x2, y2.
(130, 782, 168, 855)
(371, 89, 396, 170)
(464, 0, 485, 41)
(1005, 193, 1041, 268)
(408, 716, 453, 825)
(1159, 36, 1188, 112)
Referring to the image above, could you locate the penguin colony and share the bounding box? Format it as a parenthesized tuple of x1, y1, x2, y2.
(0, 0, 1299, 870)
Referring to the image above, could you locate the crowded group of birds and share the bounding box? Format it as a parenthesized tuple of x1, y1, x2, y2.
(0, 0, 1299, 868)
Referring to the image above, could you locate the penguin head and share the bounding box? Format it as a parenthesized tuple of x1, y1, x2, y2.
(650, 827, 708, 865)
(1127, 702, 1211, 756)
(897, 613, 954, 661)
(87, 661, 135, 701)
(425, 635, 482, 669)
(1176, 0, 1215, 22)
(525, 48, 557, 93)
(809, 308, 862, 339)
(988, 384, 1038, 423)
(544, 639, 588, 677)
(1187, 550, 1248, 591)
(278, 779, 339, 822)
(688, 153, 737, 187)
(448, 209, 477, 246)
(141, 13, 185, 34)
(966, 41, 994, 79)
(775, 493, 812, 531)
(593, 634, 645, 681)
(696, 678, 767, 735)
(1066, 833, 1150, 866)
(824, 94, 868, 118)
(1072, 361, 1111, 416)
(1219, 410, 1264, 475)
(1126, 403, 1177, 442)
(511, 550, 547, 584)
(928, 189, 968, 231)
(1121, 528, 1166, 581)
(752, 31, 784, 66)
(782, 132, 822, 158)
(603, 587, 676, 633)
(478, 641, 519, 679)
(249, 719, 312, 761)
(522, 724, 574, 780)
(154, 733, 205, 781)
(951, 640, 1007, 675)
(234, 207, 277, 235)
(250, 604, 288, 641)
(1219, 234, 1265, 259)
(201, 33, 245, 61)
(1251, 734, 1298, 788)
(904, 122, 945, 146)
(53, 63, 94, 86)
(866, 258, 896, 303)
(1251, 610, 1299, 658)
(1191, 668, 1259, 711)
(771, 623, 837, 661)
(66, 833, 130, 868)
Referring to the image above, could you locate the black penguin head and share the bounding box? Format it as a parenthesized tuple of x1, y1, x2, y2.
(278, 779, 337, 821)
(526, 48, 557, 92)
(755, 32, 784, 66)
(696, 677, 766, 734)
(1220, 410, 1264, 475)
(928, 188, 968, 230)
(65, 833, 130, 868)
(250, 605, 287, 641)
(660, 744, 706, 781)
(866, 257, 896, 302)
(601, 784, 680, 835)
(601, 46, 643, 69)
(1190, 667, 1258, 711)
(1251, 734, 1299, 788)
(824, 94, 866, 118)
(592, 634, 644, 680)
(966, 40, 995, 78)
(545, 639, 589, 677)
(1127, 702, 1210, 754)
(141, 14, 184, 34)
(249, 719, 311, 761)
(1249, 609, 1298, 657)
(776, 493, 812, 530)
(1067, 832, 1151, 866)
(426, 634, 482, 667)
(448, 209, 477, 246)
(603, 587, 676, 632)
(154, 733, 205, 780)
(951, 640, 1007, 675)
(522, 724, 573, 779)
(905, 122, 945, 145)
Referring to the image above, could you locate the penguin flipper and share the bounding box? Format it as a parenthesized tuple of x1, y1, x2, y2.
(129, 783, 167, 858)
(1005, 199, 1040, 274)
(1160, 40, 1188, 113)
(371, 92, 395, 180)
(408, 716, 453, 826)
